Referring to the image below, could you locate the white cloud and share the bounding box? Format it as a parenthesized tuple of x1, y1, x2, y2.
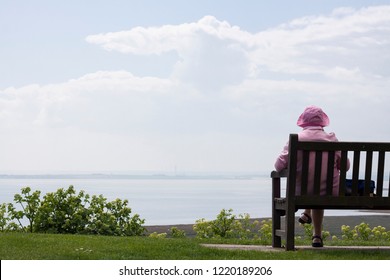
(85, 16, 253, 55)
(1, 6, 390, 173)
(86, 7, 390, 84)
(86, 16, 253, 90)
(249, 6, 390, 77)
(1, 71, 176, 130)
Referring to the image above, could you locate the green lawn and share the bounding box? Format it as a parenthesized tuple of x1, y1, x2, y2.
(1, 233, 390, 260)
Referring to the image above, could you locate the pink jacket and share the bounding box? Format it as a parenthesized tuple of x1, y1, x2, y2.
(274, 126, 350, 196)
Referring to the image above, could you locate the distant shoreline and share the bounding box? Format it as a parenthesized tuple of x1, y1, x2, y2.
(0, 173, 266, 180)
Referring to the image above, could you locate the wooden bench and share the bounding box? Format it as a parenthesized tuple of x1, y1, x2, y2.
(271, 134, 390, 250)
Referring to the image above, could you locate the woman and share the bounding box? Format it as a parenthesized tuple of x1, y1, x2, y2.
(274, 105, 349, 247)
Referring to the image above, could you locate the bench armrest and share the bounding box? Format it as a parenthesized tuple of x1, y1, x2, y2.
(271, 169, 287, 199)
(271, 169, 288, 178)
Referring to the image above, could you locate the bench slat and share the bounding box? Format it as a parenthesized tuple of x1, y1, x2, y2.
(376, 151, 385, 197)
(301, 150, 309, 195)
(351, 151, 361, 196)
(287, 134, 298, 199)
(326, 151, 335, 196)
(295, 196, 390, 209)
(297, 141, 390, 151)
(364, 151, 373, 196)
(313, 151, 322, 195)
(339, 150, 348, 196)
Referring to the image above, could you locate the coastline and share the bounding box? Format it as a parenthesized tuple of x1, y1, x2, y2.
(145, 214, 390, 237)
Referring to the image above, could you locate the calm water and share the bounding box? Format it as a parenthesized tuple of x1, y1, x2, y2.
(0, 176, 387, 225)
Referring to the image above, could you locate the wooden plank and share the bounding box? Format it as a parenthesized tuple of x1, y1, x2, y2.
(272, 177, 281, 199)
(297, 141, 390, 152)
(295, 196, 390, 208)
(376, 151, 385, 197)
(285, 205, 296, 251)
(364, 151, 373, 196)
(272, 173, 282, 248)
(351, 151, 360, 196)
(313, 151, 322, 195)
(326, 151, 335, 196)
(301, 150, 309, 195)
(271, 169, 288, 178)
(287, 134, 298, 198)
(339, 151, 348, 196)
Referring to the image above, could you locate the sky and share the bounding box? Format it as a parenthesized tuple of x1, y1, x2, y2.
(1, 0, 390, 175)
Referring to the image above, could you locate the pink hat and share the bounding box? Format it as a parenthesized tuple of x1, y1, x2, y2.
(297, 105, 330, 127)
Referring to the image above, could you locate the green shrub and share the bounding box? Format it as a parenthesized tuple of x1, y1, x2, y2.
(230, 213, 259, 240)
(193, 209, 236, 239)
(0, 203, 9, 231)
(33, 186, 89, 234)
(169, 227, 186, 238)
(211, 208, 236, 238)
(7, 187, 41, 233)
(372, 226, 390, 241)
(2, 186, 145, 236)
(193, 209, 271, 243)
(85, 195, 145, 236)
(341, 222, 390, 241)
(193, 218, 214, 239)
(257, 219, 272, 243)
(149, 232, 167, 239)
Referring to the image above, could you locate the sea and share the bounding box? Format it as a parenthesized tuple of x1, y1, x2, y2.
(0, 174, 388, 225)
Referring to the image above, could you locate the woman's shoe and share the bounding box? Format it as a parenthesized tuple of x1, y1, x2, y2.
(312, 235, 323, 247)
(298, 213, 312, 224)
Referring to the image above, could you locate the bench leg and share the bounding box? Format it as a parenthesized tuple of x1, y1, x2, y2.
(272, 176, 283, 248)
(285, 205, 296, 251)
(272, 209, 282, 248)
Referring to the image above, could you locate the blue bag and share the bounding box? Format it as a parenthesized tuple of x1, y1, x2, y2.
(345, 179, 375, 196)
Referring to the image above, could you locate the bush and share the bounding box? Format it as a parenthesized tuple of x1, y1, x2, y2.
(257, 219, 272, 243)
(7, 187, 41, 233)
(211, 208, 236, 238)
(85, 195, 145, 236)
(33, 186, 89, 234)
(193, 209, 271, 243)
(193, 209, 237, 239)
(230, 213, 260, 240)
(0, 203, 9, 231)
(2, 186, 146, 236)
(149, 232, 167, 239)
(341, 222, 390, 241)
(169, 227, 186, 238)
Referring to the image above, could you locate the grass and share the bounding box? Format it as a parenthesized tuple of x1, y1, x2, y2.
(1, 232, 390, 260)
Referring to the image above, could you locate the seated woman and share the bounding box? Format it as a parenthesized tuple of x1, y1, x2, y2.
(274, 105, 350, 247)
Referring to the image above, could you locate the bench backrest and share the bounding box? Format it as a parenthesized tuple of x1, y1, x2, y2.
(287, 134, 390, 199)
